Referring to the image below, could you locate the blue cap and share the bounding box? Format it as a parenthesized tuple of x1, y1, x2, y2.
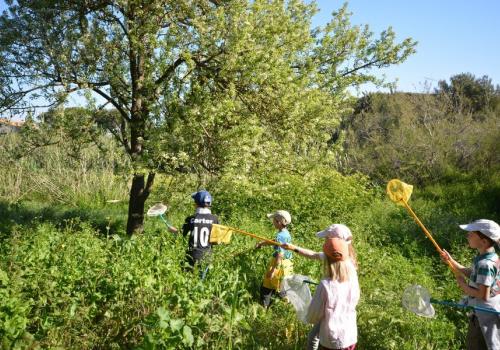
(191, 190, 212, 206)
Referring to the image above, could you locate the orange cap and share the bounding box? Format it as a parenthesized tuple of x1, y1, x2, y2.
(323, 238, 349, 262)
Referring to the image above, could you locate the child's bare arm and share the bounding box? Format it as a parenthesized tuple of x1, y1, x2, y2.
(256, 240, 286, 249)
(282, 243, 322, 260)
(440, 249, 471, 276)
(456, 276, 490, 301)
(255, 240, 272, 248)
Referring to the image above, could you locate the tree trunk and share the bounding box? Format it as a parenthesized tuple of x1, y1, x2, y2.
(126, 172, 155, 235)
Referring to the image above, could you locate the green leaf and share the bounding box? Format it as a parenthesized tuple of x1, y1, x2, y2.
(182, 325, 194, 347)
(69, 303, 77, 317)
(156, 307, 169, 322)
(0, 269, 9, 285)
(169, 319, 184, 332)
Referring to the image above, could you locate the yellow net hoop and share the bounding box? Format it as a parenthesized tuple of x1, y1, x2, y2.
(209, 224, 233, 244)
(387, 179, 413, 205)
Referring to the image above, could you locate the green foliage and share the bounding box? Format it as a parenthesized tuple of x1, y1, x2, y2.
(2, 166, 498, 348)
(211, 166, 373, 234)
(341, 77, 500, 184)
(0, 218, 302, 348)
(3, 117, 499, 348)
(0, 267, 34, 349)
(1, 2, 497, 348)
(336, 173, 497, 349)
(17, 107, 109, 159)
(436, 73, 500, 116)
(0, 0, 416, 233)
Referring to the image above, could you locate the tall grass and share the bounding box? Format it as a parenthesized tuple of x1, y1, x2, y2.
(0, 133, 129, 206)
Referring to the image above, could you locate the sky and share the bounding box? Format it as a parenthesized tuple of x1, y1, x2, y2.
(1, 0, 499, 96)
(312, 0, 500, 93)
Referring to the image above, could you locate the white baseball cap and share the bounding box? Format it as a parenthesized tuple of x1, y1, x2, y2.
(316, 224, 353, 243)
(267, 210, 292, 225)
(459, 219, 500, 242)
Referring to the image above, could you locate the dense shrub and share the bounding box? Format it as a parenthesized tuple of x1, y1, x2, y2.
(341, 75, 500, 185)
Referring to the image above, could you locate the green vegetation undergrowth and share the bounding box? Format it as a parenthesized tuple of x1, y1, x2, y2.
(3, 171, 498, 348)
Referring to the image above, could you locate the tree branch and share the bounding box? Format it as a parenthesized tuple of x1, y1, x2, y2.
(143, 172, 156, 199)
(155, 57, 185, 88)
(92, 87, 131, 122)
(340, 57, 384, 77)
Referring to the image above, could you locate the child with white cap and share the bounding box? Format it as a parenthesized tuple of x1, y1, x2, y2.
(440, 219, 500, 350)
(256, 210, 294, 308)
(306, 237, 360, 350)
(283, 224, 358, 350)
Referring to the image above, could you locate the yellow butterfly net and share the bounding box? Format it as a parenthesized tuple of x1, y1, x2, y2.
(386, 179, 413, 205)
(209, 224, 234, 244)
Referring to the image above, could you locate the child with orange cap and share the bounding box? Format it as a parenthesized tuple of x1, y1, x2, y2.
(284, 224, 357, 267)
(306, 237, 360, 350)
(283, 224, 358, 349)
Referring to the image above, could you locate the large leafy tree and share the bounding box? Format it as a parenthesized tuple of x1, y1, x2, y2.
(0, 0, 416, 234)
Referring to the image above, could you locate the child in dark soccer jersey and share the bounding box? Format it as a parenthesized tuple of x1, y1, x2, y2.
(169, 190, 219, 271)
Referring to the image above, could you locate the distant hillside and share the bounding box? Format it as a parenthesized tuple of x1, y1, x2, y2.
(340, 74, 500, 185)
(0, 118, 23, 134)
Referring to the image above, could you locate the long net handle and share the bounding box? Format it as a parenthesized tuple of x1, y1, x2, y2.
(303, 280, 318, 285)
(430, 299, 500, 315)
(222, 225, 282, 246)
(400, 200, 464, 278)
(401, 201, 443, 252)
(159, 214, 173, 228)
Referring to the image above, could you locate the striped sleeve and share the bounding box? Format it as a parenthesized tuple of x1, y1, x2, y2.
(476, 259, 498, 287)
